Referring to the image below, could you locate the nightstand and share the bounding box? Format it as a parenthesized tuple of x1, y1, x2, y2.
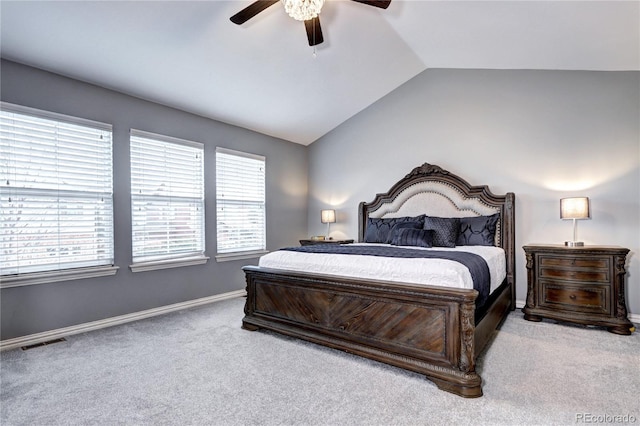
(299, 239, 354, 246)
(522, 244, 634, 335)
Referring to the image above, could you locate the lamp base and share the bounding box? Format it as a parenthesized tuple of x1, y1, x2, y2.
(564, 241, 584, 247)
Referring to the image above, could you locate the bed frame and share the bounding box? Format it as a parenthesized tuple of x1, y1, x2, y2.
(242, 163, 516, 397)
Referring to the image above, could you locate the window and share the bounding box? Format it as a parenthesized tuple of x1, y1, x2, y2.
(130, 130, 206, 271)
(216, 147, 266, 260)
(0, 102, 116, 285)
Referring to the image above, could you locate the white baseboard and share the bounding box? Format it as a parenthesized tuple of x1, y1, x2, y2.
(515, 299, 639, 325)
(0, 290, 247, 352)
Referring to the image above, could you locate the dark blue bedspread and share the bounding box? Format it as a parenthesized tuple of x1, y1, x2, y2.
(281, 244, 490, 307)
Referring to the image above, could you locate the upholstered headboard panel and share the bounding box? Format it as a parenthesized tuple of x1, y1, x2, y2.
(366, 180, 502, 245)
(367, 181, 500, 219)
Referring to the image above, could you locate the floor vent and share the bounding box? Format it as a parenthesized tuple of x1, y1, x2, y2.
(21, 338, 66, 351)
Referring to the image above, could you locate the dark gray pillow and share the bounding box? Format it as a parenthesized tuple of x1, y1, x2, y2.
(456, 213, 500, 246)
(364, 216, 425, 243)
(385, 221, 423, 244)
(391, 228, 434, 248)
(423, 216, 460, 248)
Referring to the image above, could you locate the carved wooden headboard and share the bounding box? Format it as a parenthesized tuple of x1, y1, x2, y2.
(358, 163, 516, 298)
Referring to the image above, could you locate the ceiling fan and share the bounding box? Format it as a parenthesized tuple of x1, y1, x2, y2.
(230, 0, 392, 47)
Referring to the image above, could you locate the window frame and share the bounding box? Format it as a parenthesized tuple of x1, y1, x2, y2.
(215, 147, 267, 262)
(129, 129, 208, 272)
(0, 102, 118, 288)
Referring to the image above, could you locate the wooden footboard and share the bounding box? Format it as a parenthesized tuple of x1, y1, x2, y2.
(242, 265, 511, 398)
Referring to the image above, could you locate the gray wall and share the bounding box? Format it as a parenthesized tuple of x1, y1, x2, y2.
(0, 60, 309, 340)
(3, 63, 639, 340)
(308, 69, 640, 316)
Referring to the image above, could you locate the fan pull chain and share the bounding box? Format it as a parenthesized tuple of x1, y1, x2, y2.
(312, 15, 318, 58)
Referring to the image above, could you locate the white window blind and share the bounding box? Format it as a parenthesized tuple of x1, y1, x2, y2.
(130, 130, 205, 264)
(0, 102, 114, 276)
(216, 148, 265, 254)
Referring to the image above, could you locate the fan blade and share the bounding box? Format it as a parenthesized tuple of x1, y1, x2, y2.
(230, 0, 279, 25)
(304, 17, 324, 46)
(350, 0, 391, 9)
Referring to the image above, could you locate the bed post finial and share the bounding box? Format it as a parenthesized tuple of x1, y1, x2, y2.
(406, 163, 449, 179)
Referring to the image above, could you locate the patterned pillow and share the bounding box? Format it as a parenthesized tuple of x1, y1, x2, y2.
(364, 216, 425, 243)
(390, 228, 434, 248)
(423, 216, 460, 248)
(385, 221, 423, 244)
(456, 213, 500, 246)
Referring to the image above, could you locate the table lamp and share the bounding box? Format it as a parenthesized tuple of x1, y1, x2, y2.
(321, 209, 336, 240)
(560, 197, 590, 247)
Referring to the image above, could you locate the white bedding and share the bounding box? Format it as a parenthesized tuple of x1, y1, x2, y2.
(259, 243, 507, 294)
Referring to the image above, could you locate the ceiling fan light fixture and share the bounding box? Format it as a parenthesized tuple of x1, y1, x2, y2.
(282, 0, 324, 21)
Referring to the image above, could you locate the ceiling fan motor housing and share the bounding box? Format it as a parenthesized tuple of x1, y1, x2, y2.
(230, 0, 392, 47)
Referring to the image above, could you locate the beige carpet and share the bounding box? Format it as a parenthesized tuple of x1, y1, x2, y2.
(1, 297, 639, 425)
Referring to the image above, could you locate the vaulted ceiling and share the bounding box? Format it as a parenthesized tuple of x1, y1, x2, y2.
(1, 1, 638, 145)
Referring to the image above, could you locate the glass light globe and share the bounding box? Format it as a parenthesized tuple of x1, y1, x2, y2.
(282, 0, 324, 21)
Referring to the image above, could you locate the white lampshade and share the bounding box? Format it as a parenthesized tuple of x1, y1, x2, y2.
(321, 209, 336, 224)
(560, 197, 590, 220)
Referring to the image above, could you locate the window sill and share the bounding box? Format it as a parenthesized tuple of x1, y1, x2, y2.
(215, 250, 269, 263)
(0, 265, 119, 289)
(129, 256, 210, 273)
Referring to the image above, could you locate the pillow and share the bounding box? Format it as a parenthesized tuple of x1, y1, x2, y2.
(390, 228, 434, 248)
(456, 213, 500, 246)
(423, 216, 460, 248)
(385, 221, 423, 244)
(363, 216, 425, 243)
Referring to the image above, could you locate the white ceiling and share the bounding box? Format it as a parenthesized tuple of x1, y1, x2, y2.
(1, 1, 638, 145)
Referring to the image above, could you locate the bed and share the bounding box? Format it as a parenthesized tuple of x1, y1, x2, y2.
(242, 163, 516, 397)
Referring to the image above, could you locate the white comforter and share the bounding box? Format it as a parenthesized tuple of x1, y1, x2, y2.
(258, 243, 506, 293)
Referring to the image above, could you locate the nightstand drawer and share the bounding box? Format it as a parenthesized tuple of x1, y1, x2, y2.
(539, 256, 609, 270)
(539, 267, 609, 283)
(539, 281, 610, 315)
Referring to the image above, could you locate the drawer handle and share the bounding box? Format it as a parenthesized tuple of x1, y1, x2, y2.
(569, 294, 577, 300)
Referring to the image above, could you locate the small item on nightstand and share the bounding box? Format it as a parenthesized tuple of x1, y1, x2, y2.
(300, 238, 354, 246)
